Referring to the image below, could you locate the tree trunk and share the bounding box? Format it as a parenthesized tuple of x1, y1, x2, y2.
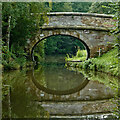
(6, 16, 11, 51)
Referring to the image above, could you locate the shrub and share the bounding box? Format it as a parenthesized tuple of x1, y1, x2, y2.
(2, 44, 26, 70)
(3, 60, 20, 70)
(76, 49, 87, 58)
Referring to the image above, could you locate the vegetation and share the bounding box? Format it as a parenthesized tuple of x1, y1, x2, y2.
(2, 70, 49, 118)
(65, 2, 119, 77)
(65, 49, 87, 62)
(2, 2, 119, 70)
(88, 2, 119, 117)
(44, 35, 85, 55)
(2, 2, 119, 118)
(33, 41, 45, 63)
(67, 66, 119, 117)
(89, 2, 116, 14)
(2, 2, 93, 70)
(66, 47, 118, 76)
(51, 2, 92, 12)
(2, 2, 50, 70)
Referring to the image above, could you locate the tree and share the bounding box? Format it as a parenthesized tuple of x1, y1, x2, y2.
(50, 2, 92, 12)
(2, 2, 50, 68)
(88, 2, 116, 14)
(72, 2, 92, 12)
(51, 2, 72, 12)
(43, 35, 86, 56)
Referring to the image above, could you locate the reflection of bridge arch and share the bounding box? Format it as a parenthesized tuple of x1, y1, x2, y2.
(31, 34, 90, 61)
(26, 12, 114, 60)
(31, 69, 89, 95)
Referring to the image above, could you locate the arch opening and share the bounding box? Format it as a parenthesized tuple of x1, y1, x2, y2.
(31, 34, 90, 63)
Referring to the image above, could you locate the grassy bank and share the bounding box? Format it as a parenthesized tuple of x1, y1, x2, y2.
(65, 50, 87, 62)
(65, 47, 119, 76)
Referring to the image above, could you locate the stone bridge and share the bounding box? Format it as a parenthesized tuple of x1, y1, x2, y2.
(26, 12, 115, 60)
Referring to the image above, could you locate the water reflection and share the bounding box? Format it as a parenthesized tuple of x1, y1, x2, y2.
(31, 63, 89, 95)
(2, 70, 49, 118)
(2, 56, 117, 118)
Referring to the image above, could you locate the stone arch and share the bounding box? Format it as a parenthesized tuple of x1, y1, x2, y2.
(31, 34, 90, 62)
(26, 12, 114, 60)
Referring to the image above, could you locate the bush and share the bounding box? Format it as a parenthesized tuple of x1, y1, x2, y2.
(76, 49, 87, 58)
(2, 44, 26, 70)
(65, 49, 87, 62)
(3, 60, 20, 70)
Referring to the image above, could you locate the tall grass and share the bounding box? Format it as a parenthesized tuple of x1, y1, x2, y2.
(66, 47, 118, 76)
(65, 49, 87, 61)
(76, 49, 87, 58)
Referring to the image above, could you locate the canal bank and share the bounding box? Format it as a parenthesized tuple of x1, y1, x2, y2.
(65, 47, 119, 77)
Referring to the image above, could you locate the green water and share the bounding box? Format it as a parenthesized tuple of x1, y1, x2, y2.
(2, 56, 118, 119)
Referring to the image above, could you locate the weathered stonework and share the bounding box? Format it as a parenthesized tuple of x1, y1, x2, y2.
(45, 12, 115, 29)
(26, 12, 115, 60)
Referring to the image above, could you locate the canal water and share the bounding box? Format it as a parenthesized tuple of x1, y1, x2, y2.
(2, 56, 118, 119)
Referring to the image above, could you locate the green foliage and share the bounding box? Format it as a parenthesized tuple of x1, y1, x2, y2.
(2, 2, 93, 67)
(88, 2, 116, 14)
(2, 60, 20, 71)
(44, 35, 85, 56)
(51, 2, 92, 12)
(2, 42, 26, 70)
(34, 52, 44, 63)
(2, 70, 49, 118)
(65, 49, 87, 62)
(66, 62, 119, 117)
(2, 85, 10, 101)
(7, 2, 49, 52)
(70, 47, 118, 76)
(34, 40, 45, 62)
(51, 2, 72, 12)
(65, 54, 70, 61)
(2, 2, 50, 70)
(72, 2, 92, 12)
(76, 49, 87, 57)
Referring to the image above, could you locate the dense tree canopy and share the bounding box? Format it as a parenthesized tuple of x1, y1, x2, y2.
(2, 2, 50, 68)
(88, 2, 116, 14)
(44, 35, 86, 56)
(2, 2, 49, 50)
(50, 2, 92, 12)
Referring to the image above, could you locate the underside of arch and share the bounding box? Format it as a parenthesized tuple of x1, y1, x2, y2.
(31, 34, 90, 62)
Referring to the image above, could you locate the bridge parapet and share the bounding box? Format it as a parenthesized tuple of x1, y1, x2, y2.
(43, 12, 115, 30)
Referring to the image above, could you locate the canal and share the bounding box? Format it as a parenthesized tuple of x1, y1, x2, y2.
(2, 55, 118, 119)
